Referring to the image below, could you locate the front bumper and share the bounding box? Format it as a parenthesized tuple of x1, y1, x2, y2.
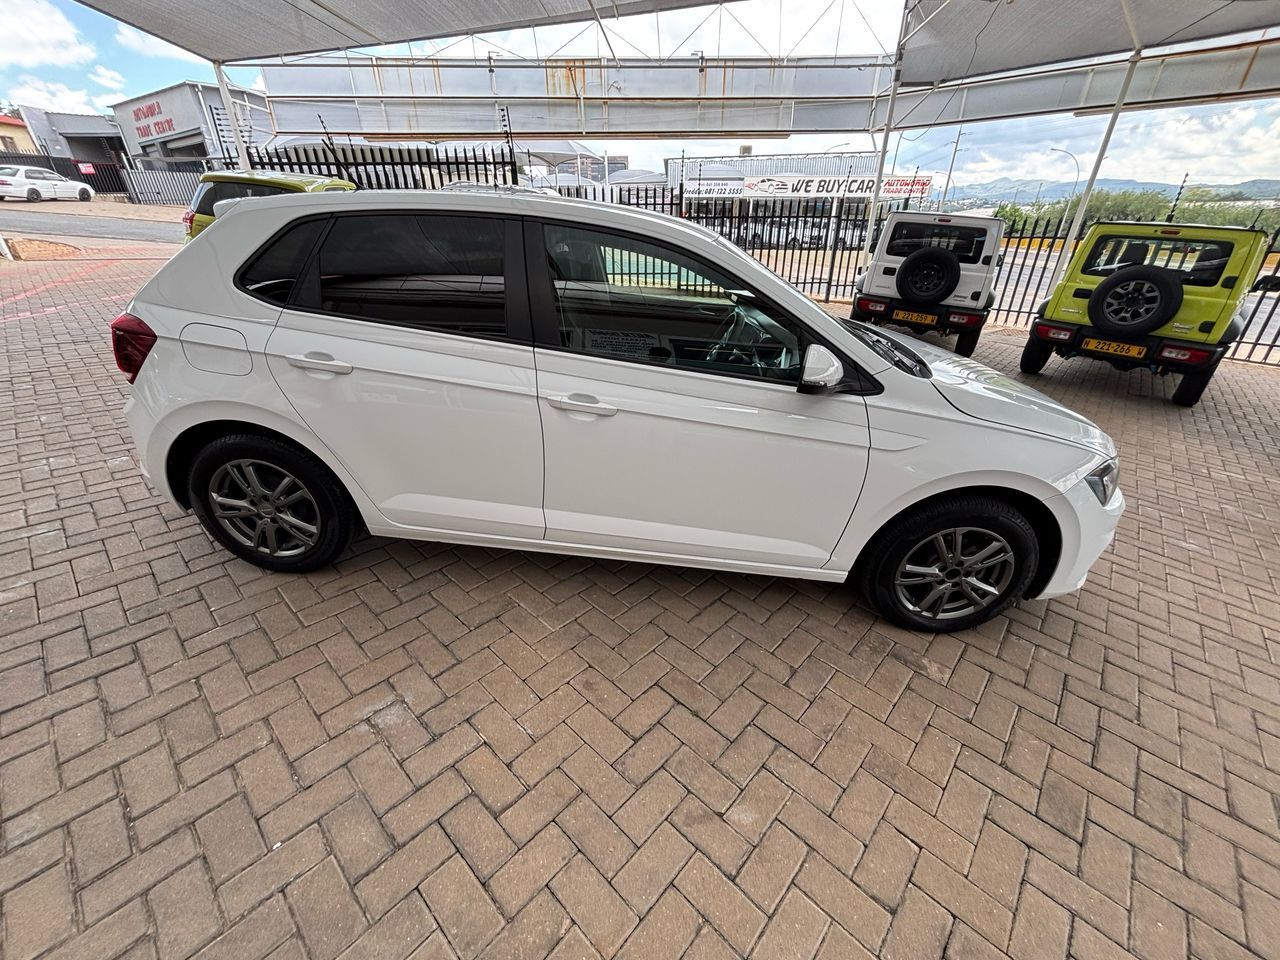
(1029, 318, 1227, 372)
(1036, 477, 1125, 599)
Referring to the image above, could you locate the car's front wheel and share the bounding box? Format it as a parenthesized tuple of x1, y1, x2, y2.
(858, 495, 1039, 632)
(188, 434, 356, 572)
(1020, 337, 1053, 374)
(77, 188, 91, 201)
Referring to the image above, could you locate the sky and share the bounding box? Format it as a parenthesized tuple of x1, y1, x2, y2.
(4, 0, 1280, 188)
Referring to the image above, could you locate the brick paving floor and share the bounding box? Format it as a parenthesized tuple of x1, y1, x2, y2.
(2, 254, 1280, 960)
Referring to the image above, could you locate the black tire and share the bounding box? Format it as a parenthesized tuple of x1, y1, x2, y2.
(26, 188, 40, 202)
(857, 495, 1039, 633)
(786, 237, 801, 250)
(895, 247, 962, 305)
(1171, 365, 1216, 407)
(1087, 265, 1182, 337)
(77, 188, 91, 201)
(188, 434, 357, 573)
(1020, 337, 1053, 374)
(954, 329, 981, 357)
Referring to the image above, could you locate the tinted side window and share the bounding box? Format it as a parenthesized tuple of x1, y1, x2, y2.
(240, 219, 325, 306)
(315, 214, 506, 337)
(194, 181, 291, 216)
(886, 222, 987, 264)
(541, 222, 805, 384)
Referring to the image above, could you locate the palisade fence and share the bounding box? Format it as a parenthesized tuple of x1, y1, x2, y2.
(245, 144, 520, 189)
(0, 148, 128, 196)
(120, 168, 204, 206)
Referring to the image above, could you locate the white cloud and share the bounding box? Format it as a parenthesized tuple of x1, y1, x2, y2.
(114, 24, 206, 63)
(88, 65, 126, 90)
(6, 76, 104, 114)
(251, 74, 267, 92)
(0, 0, 94, 69)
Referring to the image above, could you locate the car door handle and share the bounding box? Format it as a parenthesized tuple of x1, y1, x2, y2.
(286, 353, 353, 374)
(546, 394, 618, 416)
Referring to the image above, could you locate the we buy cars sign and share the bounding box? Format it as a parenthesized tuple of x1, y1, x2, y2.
(682, 175, 934, 199)
(741, 174, 932, 198)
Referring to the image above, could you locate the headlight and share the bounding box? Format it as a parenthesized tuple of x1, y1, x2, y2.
(1085, 459, 1119, 505)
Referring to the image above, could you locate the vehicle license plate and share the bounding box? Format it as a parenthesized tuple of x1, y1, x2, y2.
(892, 309, 937, 326)
(1082, 337, 1146, 359)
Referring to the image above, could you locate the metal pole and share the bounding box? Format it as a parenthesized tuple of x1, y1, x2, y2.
(941, 128, 964, 209)
(1046, 50, 1141, 290)
(215, 61, 251, 170)
(865, 3, 910, 226)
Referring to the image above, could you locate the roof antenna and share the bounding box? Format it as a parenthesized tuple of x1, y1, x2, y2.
(499, 106, 517, 188)
(1166, 171, 1188, 223)
(317, 113, 359, 189)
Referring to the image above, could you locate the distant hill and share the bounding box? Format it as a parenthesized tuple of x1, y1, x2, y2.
(947, 177, 1280, 203)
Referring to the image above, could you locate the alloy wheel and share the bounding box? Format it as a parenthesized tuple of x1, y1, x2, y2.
(1101, 279, 1160, 327)
(207, 459, 320, 558)
(893, 526, 1017, 622)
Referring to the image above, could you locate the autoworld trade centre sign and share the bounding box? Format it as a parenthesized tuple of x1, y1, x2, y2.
(685, 174, 933, 199)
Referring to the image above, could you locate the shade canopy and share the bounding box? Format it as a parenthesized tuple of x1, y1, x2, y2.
(77, 0, 719, 62)
(901, 0, 1280, 84)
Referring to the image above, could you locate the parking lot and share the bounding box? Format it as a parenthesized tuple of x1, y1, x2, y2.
(2, 246, 1280, 960)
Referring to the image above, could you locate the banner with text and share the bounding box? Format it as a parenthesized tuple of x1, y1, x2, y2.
(685, 174, 932, 200)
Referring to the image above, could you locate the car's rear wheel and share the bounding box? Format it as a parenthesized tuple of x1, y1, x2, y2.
(858, 495, 1038, 632)
(26, 188, 40, 202)
(77, 188, 91, 201)
(954, 330, 981, 357)
(188, 434, 356, 572)
(1020, 337, 1053, 374)
(1171, 365, 1217, 407)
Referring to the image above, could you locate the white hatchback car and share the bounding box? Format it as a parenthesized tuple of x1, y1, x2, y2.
(112, 190, 1123, 632)
(0, 165, 95, 202)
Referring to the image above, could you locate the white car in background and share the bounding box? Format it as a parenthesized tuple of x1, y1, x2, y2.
(0, 165, 96, 202)
(111, 190, 1123, 632)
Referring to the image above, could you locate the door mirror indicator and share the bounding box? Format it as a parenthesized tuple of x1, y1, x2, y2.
(798, 344, 844, 394)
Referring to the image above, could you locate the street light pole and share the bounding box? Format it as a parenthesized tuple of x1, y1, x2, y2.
(941, 128, 965, 210)
(1050, 147, 1081, 211)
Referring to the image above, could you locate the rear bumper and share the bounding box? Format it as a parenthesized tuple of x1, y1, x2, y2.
(1036, 478, 1125, 599)
(852, 296, 989, 335)
(1029, 318, 1228, 372)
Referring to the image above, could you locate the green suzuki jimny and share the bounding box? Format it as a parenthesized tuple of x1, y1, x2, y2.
(1020, 221, 1278, 406)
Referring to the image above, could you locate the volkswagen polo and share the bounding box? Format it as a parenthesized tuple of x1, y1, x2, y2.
(112, 190, 1123, 632)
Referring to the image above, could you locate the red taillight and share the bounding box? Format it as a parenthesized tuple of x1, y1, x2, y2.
(950, 311, 982, 327)
(857, 297, 888, 314)
(182, 209, 195, 228)
(1158, 345, 1213, 365)
(0, 178, 10, 186)
(1035, 324, 1074, 342)
(110, 313, 156, 383)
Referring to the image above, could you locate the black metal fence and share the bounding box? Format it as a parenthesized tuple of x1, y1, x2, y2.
(0, 149, 128, 195)
(245, 144, 519, 190)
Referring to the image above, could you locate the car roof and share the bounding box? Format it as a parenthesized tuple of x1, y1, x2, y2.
(1085, 220, 1268, 237)
(199, 169, 354, 190)
(211, 187, 721, 244)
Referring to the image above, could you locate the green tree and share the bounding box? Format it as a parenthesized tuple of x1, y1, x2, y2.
(0, 101, 21, 119)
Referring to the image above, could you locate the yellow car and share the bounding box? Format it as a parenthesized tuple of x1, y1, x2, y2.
(1022, 221, 1275, 406)
(183, 170, 355, 239)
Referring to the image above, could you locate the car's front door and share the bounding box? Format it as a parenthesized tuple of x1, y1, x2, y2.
(527, 220, 871, 570)
(264, 211, 545, 539)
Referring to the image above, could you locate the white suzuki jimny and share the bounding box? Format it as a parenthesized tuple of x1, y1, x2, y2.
(851, 211, 1005, 356)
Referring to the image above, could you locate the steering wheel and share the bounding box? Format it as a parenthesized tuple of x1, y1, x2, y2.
(704, 305, 769, 374)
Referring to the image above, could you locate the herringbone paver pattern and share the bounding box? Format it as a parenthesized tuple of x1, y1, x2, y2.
(3, 254, 1280, 960)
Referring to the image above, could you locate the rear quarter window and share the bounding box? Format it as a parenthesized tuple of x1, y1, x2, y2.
(238, 218, 326, 306)
(0, 167, 19, 177)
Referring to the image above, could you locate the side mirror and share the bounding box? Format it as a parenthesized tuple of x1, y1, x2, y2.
(1251, 274, 1280, 294)
(798, 344, 844, 394)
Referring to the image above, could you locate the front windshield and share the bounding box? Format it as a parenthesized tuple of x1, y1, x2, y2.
(714, 236, 931, 378)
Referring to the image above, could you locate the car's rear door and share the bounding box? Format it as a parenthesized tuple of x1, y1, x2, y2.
(264, 211, 545, 539)
(526, 218, 870, 569)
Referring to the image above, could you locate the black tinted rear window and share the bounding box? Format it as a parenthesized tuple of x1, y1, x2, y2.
(194, 180, 291, 216)
(886, 222, 987, 264)
(239, 219, 325, 305)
